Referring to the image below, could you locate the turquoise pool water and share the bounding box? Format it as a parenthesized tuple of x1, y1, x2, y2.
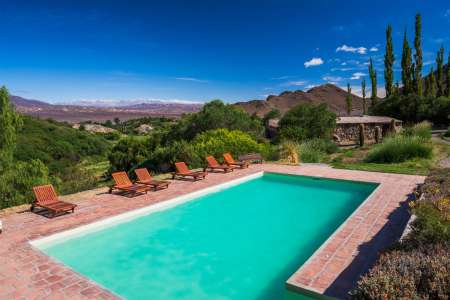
(40, 173, 377, 300)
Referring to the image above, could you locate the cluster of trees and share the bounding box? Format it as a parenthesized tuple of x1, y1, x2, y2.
(0, 87, 52, 209)
(370, 14, 450, 125)
(108, 100, 268, 173)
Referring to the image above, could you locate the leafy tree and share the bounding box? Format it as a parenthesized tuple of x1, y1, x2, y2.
(278, 103, 336, 142)
(414, 13, 423, 96)
(368, 58, 378, 105)
(0, 86, 22, 165)
(436, 45, 445, 96)
(163, 100, 264, 143)
(114, 117, 121, 125)
(108, 136, 154, 172)
(384, 24, 395, 97)
(401, 30, 413, 94)
(346, 83, 353, 115)
(262, 109, 280, 126)
(104, 119, 113, 127)
(361, 79, 367, 114)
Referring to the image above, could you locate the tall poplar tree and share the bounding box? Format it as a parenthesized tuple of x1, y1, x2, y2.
(361, 79, 366, 114)
(447, 52, 450, 98)
(414, 13, 423, 96)
(368, 58, 377, 105)
(0, 86, 22, 167)
(346, 83, 352, 115)
(436, 46, 445, 96)
(401, 30, 413, 94)
(429, 68, 437, 98)
(384, 24, 394, 97)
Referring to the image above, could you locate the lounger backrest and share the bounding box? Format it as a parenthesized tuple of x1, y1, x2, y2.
(112, 172, 133, 187)
(135, 168, 152, 182)
(206, 156, 219, 167)
(223, 153, 235, 164)
(33, 185, 59, 205)
(175, 162, 190, 174)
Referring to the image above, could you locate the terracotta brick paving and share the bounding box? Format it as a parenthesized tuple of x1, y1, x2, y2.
(0, 164, 424, 299)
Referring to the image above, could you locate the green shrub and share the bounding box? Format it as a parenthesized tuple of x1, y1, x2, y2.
(444, 126, 450, 137)
(365, 135, 432, 163)
(278, 103, 336, 142)
(297, 139, 338, 163)
(0, 159, 54, 209)
(402, 121, 432, 140)
(192, 128, 267, 162)
(279, 141, 299, 164)
(350, 243, 449, 299)
(108, 137, 152, 172)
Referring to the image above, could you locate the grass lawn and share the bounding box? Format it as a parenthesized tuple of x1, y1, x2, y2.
(330, 139, 450, 176)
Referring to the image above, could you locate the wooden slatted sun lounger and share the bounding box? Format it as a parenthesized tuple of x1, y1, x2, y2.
(134, 168, 170, 191)
(172, 162, 207, 181)
(223, 152, 250, 168)
(205, 156, 235, 173)
(111, 171, 152, 196)
(32, 184, 77, 217)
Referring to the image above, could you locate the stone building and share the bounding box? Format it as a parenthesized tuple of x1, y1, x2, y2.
(266, 115, 402, 146)
(334, 116, 402, 146)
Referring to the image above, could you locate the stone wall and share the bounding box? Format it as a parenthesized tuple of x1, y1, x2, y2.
(333, 123, 399, 146)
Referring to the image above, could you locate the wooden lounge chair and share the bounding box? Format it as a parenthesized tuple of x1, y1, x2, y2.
(172, 162, 207, 180)
(134, 168, 170, 191)
(223, 152, 249, 168)
(205, 156, 234, 173)
(111, 171, 151, 196)
(32, 185, 77, 217)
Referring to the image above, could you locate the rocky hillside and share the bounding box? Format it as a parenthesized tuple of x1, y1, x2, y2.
(235, 84, 366, 117)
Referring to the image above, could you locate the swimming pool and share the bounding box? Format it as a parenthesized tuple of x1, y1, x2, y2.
(33, 172, 377, 300)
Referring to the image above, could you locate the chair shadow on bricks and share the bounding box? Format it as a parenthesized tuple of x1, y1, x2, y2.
(324, 194, 414, 299)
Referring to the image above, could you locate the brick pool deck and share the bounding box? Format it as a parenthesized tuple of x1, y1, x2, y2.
(0, 164, 424, 299)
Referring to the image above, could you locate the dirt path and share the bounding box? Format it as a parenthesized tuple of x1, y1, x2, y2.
(432, 135, 450, 168)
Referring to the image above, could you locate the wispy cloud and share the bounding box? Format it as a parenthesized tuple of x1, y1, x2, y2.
(369, 47, 379, 52)
(271, 75, 291, 80)
(336, 45, 367, 54)
(174, 77, 208, 83)
(350, 72, 366, 80)
(332, 25, 345, 31)
(304, 57, 324, 68)
(323, 75, 344, 82)
(284, 80, 308, 86)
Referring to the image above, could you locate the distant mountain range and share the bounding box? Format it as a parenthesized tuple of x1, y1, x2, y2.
(11, 83, 366, 123)
(10, 95, 203, 123)
(234, 84, 366, 117)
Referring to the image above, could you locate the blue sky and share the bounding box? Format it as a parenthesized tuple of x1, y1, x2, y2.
(0, 0, 449, 104)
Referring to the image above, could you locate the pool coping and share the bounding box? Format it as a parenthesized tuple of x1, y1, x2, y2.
(0, 164, 425, 299)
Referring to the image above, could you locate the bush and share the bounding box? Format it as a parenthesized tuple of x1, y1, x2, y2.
(350, 243, 450, 299)
(444, 126, 450, 137)
(365, 135, 432, 163)
(192, 129, 268, 162)
(278, 103, 336, 143)
(108, 137, 152, 172)
(402, 121, 432, 140)
(279, 141, 299, 164)
(298, 139, 338, 163)
(0, 159, 54, 209)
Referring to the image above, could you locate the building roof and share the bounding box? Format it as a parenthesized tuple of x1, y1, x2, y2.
(336, 116, 402, 124)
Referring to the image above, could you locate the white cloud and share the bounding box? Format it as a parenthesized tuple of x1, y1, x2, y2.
(271, 75, 290, 80)
(323, 75, 344, 82)
(350, 72, 366, 80)
(369, 47, 379, 52)
(305, 84, 318, 89)
(304, 57, 324, 68)
(174, 77, 208, 83)
(445, 9, 450, 17)
(336, 45, 367, 54)
(286, 81, 307, 86)
(341, 62, 347, 66)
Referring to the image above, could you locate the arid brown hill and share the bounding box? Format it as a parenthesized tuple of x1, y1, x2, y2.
(235, 84, 366, 117)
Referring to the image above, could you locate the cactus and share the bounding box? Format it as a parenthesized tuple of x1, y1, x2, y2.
(359, 123, 365, 146)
